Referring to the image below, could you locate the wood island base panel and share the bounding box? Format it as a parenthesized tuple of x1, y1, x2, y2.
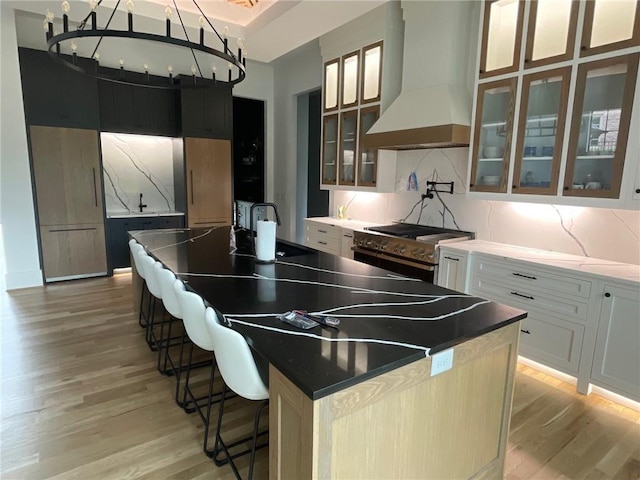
(131, 227, 526, 479)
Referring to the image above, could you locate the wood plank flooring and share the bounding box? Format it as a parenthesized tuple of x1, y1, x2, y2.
(1, 274, 638, 479)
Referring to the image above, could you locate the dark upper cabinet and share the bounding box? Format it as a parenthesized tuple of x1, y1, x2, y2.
(98, 79, 179, 136)
(18, 48, 99, 129)
(180, 85, 233, 139)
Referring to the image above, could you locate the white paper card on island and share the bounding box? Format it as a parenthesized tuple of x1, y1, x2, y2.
(256, 220, 277, 263)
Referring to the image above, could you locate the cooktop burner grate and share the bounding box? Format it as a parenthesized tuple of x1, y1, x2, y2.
(366, 223, 459, 239)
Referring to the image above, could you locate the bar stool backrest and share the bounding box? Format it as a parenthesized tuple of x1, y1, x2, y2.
(129, 240, 146, 279)
(173, 280, 215, 351)
(154, 264, 182, 319)
(204, 307, 268, 401)
(138, 253, 162, 299)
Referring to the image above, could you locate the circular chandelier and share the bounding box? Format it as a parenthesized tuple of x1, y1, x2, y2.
(43, 0, 246, 89)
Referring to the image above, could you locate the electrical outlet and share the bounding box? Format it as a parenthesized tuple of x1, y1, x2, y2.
(430, 348, 454, 376)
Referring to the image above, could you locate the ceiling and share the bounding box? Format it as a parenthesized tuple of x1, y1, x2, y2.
(7, 0, 388, 63)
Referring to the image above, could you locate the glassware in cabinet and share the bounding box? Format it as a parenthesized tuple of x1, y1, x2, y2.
(324, 58, 340, 112)
(341, 51, 360, 109)
(513, 67, 571, 195)
(361, 41, 383, 105)
(470, 77, 518, 192)
(479, 0, 526, 78)
(358, 105, 380, 186)
(524, 0, 579, 69)
(322, 114, 338, 185)
(580, 0, 640, 57)
(338, 110, 358, 186)
(564, 54, 639, 198)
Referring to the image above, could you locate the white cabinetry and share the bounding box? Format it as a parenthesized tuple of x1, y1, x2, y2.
(591, 283, 640, 401)
(436, 248, 468, 292)
(304, 218, 380, 259)
(341, 228, 355, 259)
(468, 255, 590, 375)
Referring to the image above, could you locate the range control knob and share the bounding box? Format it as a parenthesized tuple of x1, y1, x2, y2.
(380, 241, 388, 251)
(398, 246, 407, 254)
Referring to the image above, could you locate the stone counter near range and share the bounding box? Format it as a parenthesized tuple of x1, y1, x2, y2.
(131, 227, 527, 480)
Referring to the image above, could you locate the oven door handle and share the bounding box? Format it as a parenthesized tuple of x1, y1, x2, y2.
(353, 246, 436, 272)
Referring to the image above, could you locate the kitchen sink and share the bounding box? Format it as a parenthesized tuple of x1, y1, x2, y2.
(275, 241, 317, 258)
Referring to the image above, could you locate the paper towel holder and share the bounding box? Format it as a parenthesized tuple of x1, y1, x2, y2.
(249, 203, 282, 255)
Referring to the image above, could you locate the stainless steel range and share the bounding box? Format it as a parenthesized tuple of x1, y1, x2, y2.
(353, 223, 474, 282)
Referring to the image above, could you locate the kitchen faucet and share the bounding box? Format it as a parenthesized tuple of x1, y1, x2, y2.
(138, 193, 147, 213)
(249, 203, 281, 253)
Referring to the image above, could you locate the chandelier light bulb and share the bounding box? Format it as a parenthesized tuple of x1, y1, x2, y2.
(94, 52, 100, 60)
(43, 17, 49, 30)
(119, 58, 125, 67)
(89, 0, 98, 10)
(228, 62, 233, 70)
(237, 37, 244, 49)
(71, 42, 78, 52)
(46, 9, 55, 21)
(164, 5, 172, 19)
(126, 0, 134, 13)
(191, 65, 197, 75)
(222, 25, 229, 39)
(61, 1, 70, 14)
(144, 63, 149, 71)
(199, 16, 206, 28)
(167, 64, 173, 73)
(212, 65, 217, 72)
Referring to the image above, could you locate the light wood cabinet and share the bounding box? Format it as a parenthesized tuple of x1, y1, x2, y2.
(591, 283, 640, 401)
(580, 0, 640, 57)
(563, 54, 639, 198)
(30, 126, 104, 226)
(39, 225, 107, 280)
(479, 0, 525, 78)
(29, 126, 107, 281)
(184, 137, 232, 227)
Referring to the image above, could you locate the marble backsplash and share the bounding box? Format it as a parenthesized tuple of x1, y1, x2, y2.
(101, 133, 176, 214)
(333, 148, 640, 265)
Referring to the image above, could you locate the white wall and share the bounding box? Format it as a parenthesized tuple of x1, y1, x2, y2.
(272, 40, 323, 241)
(334, 148, 640, 265)
(0, 6, 43, 290)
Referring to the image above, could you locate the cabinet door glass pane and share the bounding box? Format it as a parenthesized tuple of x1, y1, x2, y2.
(531, 0, 574, 61)
(342, 53, 359, 107)
(323, 115, 338, 183)
(590, 0, 637, 48)
(514, 70, 569, 193)
(340, 112, 357, 184)
(566, 57, 637, 195)
(359, 107, 379, 185)
(486, 0, 520, 71)
(362, 45, 381, 102)
(474, 81, 516, 189)
(325, 61, 339, 111)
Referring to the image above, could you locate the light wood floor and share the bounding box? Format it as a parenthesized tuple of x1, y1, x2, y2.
(1, 274, 638, 479)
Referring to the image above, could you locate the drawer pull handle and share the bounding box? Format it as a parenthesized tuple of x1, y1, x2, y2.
(318, 229, 328, 233)
(510, 291, 535, 300)
(444, 256, 459, 261)
(318, 241, 328, 245)
(520, 329, 531, 335)
(512, 272, 537, 280)
(49, 227, 97, 233)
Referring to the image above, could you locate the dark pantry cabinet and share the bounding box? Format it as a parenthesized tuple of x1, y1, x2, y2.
(180, 84, 233, 139)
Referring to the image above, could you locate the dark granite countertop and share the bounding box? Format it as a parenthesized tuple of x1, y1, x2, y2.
(132, 227, 526, 400)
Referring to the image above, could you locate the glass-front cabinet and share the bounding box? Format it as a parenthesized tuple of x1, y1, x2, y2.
(322, 114, 338, 184)
(358, 106, 380, 186)
(581, 0, 640, 57)
(513, 67, 571, 195)
(341, 51, 360, 109)
(338, 110, 358, 186)
(470, 78, 518, 192)
(479, 0, 525, 78)
(524, 0, 579, 68)
(323, 58, 340, 112)
(564, 54, 639, 198)
(361, 41, 383, 104)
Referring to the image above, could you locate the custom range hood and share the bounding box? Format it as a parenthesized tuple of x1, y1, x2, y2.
(365, 1, 476, 150)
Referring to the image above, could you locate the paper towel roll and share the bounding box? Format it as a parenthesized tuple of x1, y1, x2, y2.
(255, 220, 276, 263)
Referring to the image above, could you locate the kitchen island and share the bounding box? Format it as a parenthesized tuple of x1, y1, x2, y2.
(131, 227, 527, 479)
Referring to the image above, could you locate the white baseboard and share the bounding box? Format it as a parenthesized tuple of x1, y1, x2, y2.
(4, 269, 43, 290)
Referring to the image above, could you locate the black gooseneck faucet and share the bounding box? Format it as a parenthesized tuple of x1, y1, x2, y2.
(138, 193, 147, 213)
(249, 203, 281, 253)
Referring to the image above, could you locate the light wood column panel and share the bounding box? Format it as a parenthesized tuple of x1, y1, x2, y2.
(269, 322, 520, 480)
(30, 126, 104, 225)
(184, 137, 232, 227)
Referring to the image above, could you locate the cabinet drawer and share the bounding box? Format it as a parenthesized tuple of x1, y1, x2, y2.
(472, 257, 592, 299)
(305, 222, 341, 241)
(341, 229, 355, 259)
(518, 314, 584, 375)
(470, 275, 589, 323)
